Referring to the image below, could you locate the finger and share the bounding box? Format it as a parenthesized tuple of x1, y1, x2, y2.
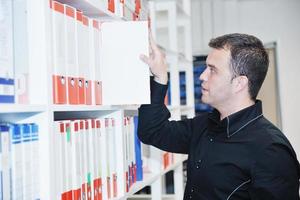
(149, 32, 159, 51)
(140, 54, 150, 65)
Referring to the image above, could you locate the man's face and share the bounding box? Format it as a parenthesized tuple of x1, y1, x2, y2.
(199, 48, 235, 108)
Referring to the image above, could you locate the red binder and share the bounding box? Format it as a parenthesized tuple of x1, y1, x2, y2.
(76, 10, 85, 104)
(64, 5, 78, 104)
(52, 1, 67, 104)
(83, 15, 92, 105)
(92, 19, 102, 105)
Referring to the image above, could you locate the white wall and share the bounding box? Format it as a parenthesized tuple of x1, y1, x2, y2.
(191, 0, 300, 157)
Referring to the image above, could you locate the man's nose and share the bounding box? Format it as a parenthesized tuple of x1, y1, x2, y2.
(199, 67, 209, 81)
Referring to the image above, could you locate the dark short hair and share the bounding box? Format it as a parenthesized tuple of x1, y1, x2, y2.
(208, 33, 269, 100)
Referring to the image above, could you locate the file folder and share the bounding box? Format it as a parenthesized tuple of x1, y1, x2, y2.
(111, 119, 117, 197)
(0, 0, 15, 103)
(30, 123, 40, 199)
(0, 125, 11, 199)
(22, 124, 33, 199)
(52, 1, 67, 104)
(87, 119, 95, 200)
(91, 19, 102, 105)
(99, 118, 108, 200)
(13, 0, 29, 104)
(83, 16, 92, 105)
(79, 120, 87, 200)
(64, 5, 79, 104)
(105, 119, 112, 199)
(59, 121, 72, 200)
(76, 11, 86, 105)
(100, 21, 150, 105)
(133, 116, 143, 181)
(10, 124, 24, 199)
(84, 120, 92, 200)
(95, 119, 103, 200)
(70, 121, 81, 200)
(54, 121, 63, 199)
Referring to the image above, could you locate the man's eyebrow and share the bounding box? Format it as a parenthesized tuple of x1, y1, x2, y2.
(206, 63, 217, 70)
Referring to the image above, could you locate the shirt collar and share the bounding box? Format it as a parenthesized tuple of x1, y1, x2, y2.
(208, 100, 263, 138)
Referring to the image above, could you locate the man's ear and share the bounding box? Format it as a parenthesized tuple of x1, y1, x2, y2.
(233, 75, 248, 93)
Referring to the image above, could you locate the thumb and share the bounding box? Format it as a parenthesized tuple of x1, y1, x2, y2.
(140, 54, 150, 65)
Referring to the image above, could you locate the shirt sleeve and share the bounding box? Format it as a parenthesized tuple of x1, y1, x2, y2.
(137, 77, 194, 154)
(249, 143, 300, 200)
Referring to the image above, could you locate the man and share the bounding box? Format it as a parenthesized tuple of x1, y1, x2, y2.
(138, 33, 300, 199)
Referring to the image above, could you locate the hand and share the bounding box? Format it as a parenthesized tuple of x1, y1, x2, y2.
(140, 33, 168, 85)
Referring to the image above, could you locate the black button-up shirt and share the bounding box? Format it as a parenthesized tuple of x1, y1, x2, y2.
(138, 79, 300, 200)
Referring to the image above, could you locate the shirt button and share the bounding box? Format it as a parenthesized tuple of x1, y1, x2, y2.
(191, 188, 194, 193)
(196, 165, 200, 169)
(198, 159, 202, 163)
(189, 195, 192, 199)
(210, 138, 213, 142)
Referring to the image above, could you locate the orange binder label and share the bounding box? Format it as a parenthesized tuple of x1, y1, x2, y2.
(81, 183, 86, 200)
(78, 77, 85, 104)
(67, 77, 79, 104)
(126, 171, 129, 192)
(62, 190, 72, 200)
(163, 153, 169, 169)
(85, 80, 92, 105)
(113, 173, 117, 197)
(108, 0, 115, 13)
(94, 179, 98, 200)
(134, 164, 137, 183)
(93, 20, 99, 30)
(76, 10, 83, 22)
(87, 183, 92, 200)
(98, 178, 102, 200)
(94, 81, 102, 105)
(53, 75, 67, 104)
(53, 1, 64, 14)
(107, 177, 111, 199)
(65, 5, 75, 18)
(73, 188, 81, 200)
(82, 15, 89, 26)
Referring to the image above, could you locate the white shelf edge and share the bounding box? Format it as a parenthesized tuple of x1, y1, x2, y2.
(0, 104, 46, 113)
(51, 104, 114, 112)
(51, 104, 141, 112)
(167, 105, 180, 111)
(180, 105, 194, 112)
(129, 194, 176, 199)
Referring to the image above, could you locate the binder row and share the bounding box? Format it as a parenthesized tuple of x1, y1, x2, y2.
(50, 0, 151, 106)
(0, 123, 40, 200)
(53, 116, 143, 200)
(123, 116, 143, 192)
(51, 1, 102, 105)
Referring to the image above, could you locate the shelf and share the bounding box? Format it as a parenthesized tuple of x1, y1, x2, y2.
(121, 172, 160, 199)
(159, 45, 193, 72)
(56, 0, 123, 20)
(180, 105, 194, 112)
(180, 105, 195, 117)
(154, 0, 190, 29)
(129, 194, 176, 199)
(0, 104, 46, 114)
(51, 104, 142, 112)
(116, 156, 187, 200)
(51, 104, 115, 112)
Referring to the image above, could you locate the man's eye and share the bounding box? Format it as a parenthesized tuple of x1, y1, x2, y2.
(210, 67, 216, 73)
